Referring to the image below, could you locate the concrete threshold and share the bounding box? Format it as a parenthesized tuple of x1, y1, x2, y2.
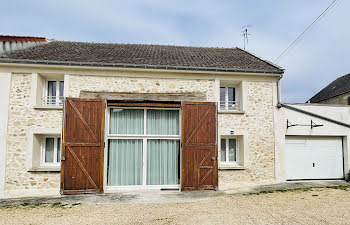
(0, 189, 225, 206)
(1, 180, 348, 206)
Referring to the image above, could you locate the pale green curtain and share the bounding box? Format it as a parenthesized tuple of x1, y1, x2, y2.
(147, 139, 179, 185)
(45, 138, 54, 163)
(109, 109, 144, 134)
(146, 110, 179, 135)
(108, 139, 142, 186)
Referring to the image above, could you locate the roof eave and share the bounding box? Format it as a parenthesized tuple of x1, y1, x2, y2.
(0, 58, 284, 74)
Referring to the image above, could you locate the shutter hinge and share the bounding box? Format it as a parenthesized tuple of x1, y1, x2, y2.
(61, 155, 66, 161)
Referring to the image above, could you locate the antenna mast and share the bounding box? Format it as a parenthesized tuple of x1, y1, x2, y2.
(241, 25, 252, 49)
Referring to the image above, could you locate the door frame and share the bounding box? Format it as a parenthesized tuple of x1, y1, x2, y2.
(103, 105, 183, 191)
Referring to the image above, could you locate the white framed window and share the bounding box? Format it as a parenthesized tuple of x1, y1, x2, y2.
(43, 79, 64, 106)
(106, 107, 181, 188)
(41, 136, 61, 166)
(220, 86, 238, 110)
(220, 138, 238, 165)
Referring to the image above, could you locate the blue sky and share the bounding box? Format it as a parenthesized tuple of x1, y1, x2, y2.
(1, 0, 349, 102)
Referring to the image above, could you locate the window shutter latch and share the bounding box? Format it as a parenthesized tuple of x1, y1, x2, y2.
(61, 155, 66, 161)
(211, 157, 217, 161)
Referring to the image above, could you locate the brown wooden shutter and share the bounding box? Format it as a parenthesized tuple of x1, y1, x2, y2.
(181, 102, 218, 191)
(61, 98, 105, 194)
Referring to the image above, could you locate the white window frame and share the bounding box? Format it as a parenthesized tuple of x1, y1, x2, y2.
(220, 86, 238, 110)
(43, 79, 64, 106)
(219, 137, 239, 166)
(105, 107, 181, 190)
(41, 136, 61, 167)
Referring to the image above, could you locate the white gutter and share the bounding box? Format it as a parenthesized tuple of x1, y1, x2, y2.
(0, 58, 284, 75)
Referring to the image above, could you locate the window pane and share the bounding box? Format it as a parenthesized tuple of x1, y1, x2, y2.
(47, 81, 56, 97)
(45, 138, 54, 163)
(228, 88, 235, 110)
(57, 138, 61, 163)
(108, 139, 143, 186)
(147, 110, 179, 135)
(229, 139, 237, 162)
(109, 109, 144, 134)
(220, 139, 226, 162)
(220, 87, 226, 109)
(59, 81, 64, 97)
(147, 139, 180, 185)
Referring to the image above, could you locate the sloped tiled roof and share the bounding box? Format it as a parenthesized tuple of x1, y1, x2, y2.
(309, 73, 350, 103)
(0, 41, 283, 73)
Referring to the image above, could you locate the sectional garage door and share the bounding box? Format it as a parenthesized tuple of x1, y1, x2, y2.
(285, 136, 344, 180)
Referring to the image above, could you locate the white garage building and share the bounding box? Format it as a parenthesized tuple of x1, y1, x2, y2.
(275, 103, 350, 182)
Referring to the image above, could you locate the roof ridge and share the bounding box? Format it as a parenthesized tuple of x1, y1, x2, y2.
(50, 40, 238, 49)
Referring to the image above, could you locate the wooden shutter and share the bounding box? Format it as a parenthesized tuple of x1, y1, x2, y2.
(181, 102, 218, 191)
(61, 98, 105, 194)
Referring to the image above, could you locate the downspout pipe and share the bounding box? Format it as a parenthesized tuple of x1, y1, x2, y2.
(276, 73, 283, 106)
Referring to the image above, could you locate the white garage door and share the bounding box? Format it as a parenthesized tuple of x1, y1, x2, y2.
(285, 136, 344, 180)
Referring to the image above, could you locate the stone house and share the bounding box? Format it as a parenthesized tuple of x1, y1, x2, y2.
(309, 73, 350, 105)
(0, 40, 349, 199)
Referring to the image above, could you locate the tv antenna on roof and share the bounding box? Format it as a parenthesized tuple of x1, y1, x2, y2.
(241, 25, 252, 49)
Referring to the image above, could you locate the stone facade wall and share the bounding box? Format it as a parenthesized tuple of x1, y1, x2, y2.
(218, 81, 275, 189)
(4, 72, 277, 197)
(68, 75, 216, 101)
(319, 93, 350, 105)
(5, 74, 62, 197)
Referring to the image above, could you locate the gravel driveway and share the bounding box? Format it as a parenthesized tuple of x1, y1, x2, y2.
(1, 187, 350, 225)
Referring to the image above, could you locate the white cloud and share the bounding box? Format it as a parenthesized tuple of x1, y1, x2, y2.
(0, 0, 349, 102)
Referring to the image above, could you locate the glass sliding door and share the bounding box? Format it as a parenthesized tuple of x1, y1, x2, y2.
(107, 107, 181, 187)
(107, 139, 143, 186)
(147, 139, 180, 185)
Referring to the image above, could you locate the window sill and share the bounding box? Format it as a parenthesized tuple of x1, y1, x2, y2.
(218, 110, 245, 114)
(34, 106, 63, 110)
(219, 165, 246, 170)
(28, 167, 60, 172)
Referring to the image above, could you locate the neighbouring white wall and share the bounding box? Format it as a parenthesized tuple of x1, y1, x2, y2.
(277, 103, 350, 180)
(0, 72, 11, 198)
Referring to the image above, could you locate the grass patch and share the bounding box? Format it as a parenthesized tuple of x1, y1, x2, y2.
(330, 185, 350, 190)
(152, 217, 173, 224)
(20, 202, 30, 206)
(247, 187, 313, 195)
(72, 203, 81, 206)
(247, 185, 350, 196)
(51, 202, 68, 208)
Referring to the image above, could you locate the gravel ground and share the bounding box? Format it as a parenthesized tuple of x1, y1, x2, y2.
(1, 187, 350, 225)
